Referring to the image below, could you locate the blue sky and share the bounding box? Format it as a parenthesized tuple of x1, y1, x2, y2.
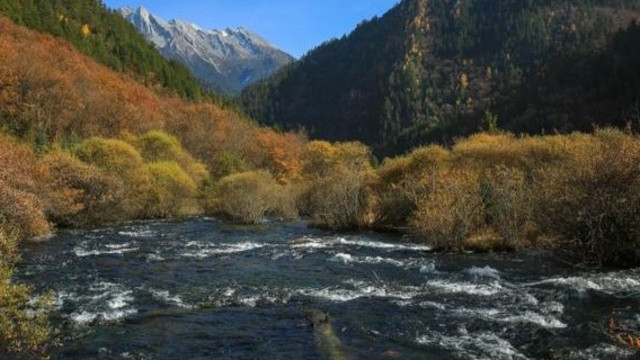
(103, 0, 399, 58)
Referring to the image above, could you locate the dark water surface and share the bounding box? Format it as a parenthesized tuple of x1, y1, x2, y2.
(15, 218, 640, 359)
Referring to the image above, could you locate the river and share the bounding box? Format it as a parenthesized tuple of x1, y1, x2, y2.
(14, 217, 640, 359)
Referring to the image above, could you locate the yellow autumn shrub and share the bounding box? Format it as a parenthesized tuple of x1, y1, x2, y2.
(215, 170, 298, 224)
(301, 141, 371, 179)
(534, 128, 640, 267)
(147, 161, 199, 217)
(136, 130, 209, 185)
(483, 166, 534, 249)
(307, 165, 375, 229)
(410, 170, 484, 251)
(373, 145, 449, 228)
(75, 137, 144, 173)
(373, 156, 415, 228)
(452, 132, 568, 172)
(216, 170, 274, 224)
(75, 137, 153, 218)
(301, 141, 375, 229)
(301, 141, 341, 178)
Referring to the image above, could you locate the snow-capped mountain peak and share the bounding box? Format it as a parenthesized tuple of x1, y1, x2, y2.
(118, 6, 294, 94)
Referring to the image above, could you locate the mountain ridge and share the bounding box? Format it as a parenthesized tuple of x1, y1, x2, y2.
(242, 0, 640, 156)
(119, 6, 295, 94)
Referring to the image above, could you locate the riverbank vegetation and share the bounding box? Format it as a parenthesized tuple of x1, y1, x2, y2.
(6, 124, 633, 269)
(0, 222, 52, 358)
(200, 128, 640, 269)
(2, 13, 640, 268)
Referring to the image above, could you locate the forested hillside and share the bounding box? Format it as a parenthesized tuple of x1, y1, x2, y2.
(0, 0, 213, 101)
(242, 0, 640, 156)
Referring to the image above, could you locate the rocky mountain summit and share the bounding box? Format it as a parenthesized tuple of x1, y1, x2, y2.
(120, 6, 294, 94)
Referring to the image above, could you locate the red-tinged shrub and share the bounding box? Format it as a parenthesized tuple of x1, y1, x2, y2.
(0, 135, 38, 192)
(0, 181, 50, 239)
(0, 136, 49, 239)
(244, 129, 305, 181)
(37, 149, 125, 227)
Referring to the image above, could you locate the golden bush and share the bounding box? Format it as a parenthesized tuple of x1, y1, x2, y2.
(376, 156, 412, 187)
(75, 137, 153, 218)
(373, 158, 419, 229)
(137, 130, 184, 161)
(75, 137, 144, 173)
(301, 141, 341, 179)
(334, 142, 372, 172)
(147, 161, 199, 217)
(136, 130, 209, 185)
(269, 182, 301, 221)
(301, 141, 375, 229)
(483, 166, 533, 249)
(452, 132, 568, 172)
(306, 166, 375, 230)
(302, 141, 371, 179)
(533, 129, 640, 267)
(216, 170, 292, 224)
(406, 145, 450, 175)
(373, 145, 449, 228)
(410, 170, 484, 251)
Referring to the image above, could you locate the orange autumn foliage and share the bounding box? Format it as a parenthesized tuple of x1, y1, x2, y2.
(0, 16, 305, 178)
(245, 129, 305, 181)
(0, 136, 50, 238)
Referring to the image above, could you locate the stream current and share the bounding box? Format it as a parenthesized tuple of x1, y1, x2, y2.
(15, 217, 640, 359)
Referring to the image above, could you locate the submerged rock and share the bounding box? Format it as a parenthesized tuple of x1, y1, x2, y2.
(307, 309, 347, 360)
(308, 309, 330, 326)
